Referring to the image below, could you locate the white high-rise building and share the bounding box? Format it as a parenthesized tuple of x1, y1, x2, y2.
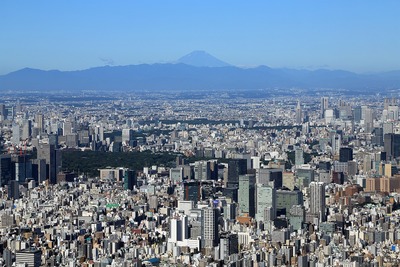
(310, 182, 326, 222)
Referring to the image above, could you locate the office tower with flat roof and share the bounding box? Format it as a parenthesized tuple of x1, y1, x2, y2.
(255, 184, 276, 222)
(321, 97, 329, 119)
(227, 159, 247, 187)
(257, 168, 283, 188)
(201, 207, 219, 248)
(35, 113, 44, 133)
(384, 134, 400, 160)
(37, 143, 62, 184)
(310, 182, 326, 222)
(194, 160, 211, 181)
(238, 174, 256, 217)
(183, 181, 201, 203)
(296, 100, 302, 124)
(295, 148, 304, 167)
(0, 155, 12, 187)
(16, 249, 42, 267)
(339, 147, 353, 163)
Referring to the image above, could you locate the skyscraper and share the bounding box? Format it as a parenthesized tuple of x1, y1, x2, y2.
(37, 144, 62, 184)
(227, 159, 247, 187)
(384, 133, 400, 160)
(35, 113, 44, 133)
(238, 174, 256, 217)
(309, 182, 326, 222)
(321, 97, 329, 119)
(183, 181, 201, 203)
(339, 147, 353, 162)
(201, 207, 219, 248)
(296, 100, 302, 124)
(295, 148, 304, 167)
(255, 184, 276, 222)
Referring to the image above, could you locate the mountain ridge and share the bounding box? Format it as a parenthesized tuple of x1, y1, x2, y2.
(1, 52, 400, 91)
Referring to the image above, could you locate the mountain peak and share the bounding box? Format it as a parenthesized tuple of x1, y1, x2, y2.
(177, 51, 231, 67)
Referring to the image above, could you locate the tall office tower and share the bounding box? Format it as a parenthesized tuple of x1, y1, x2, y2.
(388, 105, 399, 121)
(122, 128, 134, 145)
(295, 148, 304, 167)
(331, 134, 341, 156)
(0, 104, 7, 119)
(8, 180, 20, 200)
(383, 122, 394, 135)
(384, 97, 396, 110)
(11, 123, 20, 145)
(15, 249, 42, 267)
(183, 181, 201, 203)
(0, 155, 12, 187)
(295, 101, 302, 124)
(255, 184, 276, 222)
(35, 114, 44, 133)
(37, 144, 62, 184)
(227, 159, 247, 187)
(238, 174, 256, 217)
(276, 189, 303, 216)
(63, 120, 73, 135)
(384, 134, 400, 160)
(353, 106, 362, 123)
(339, 147, 353, 162)
(21, 119, 32, 140)
(123, 169, 136, 190)
(257, 168, 283, 188)
(13, 155, 32, 183)
(201, 207, 220, 248)
(219, 233, 239, 259)
(168, 214, 189, 243)
(371, 128, 384, 146)
(321, 97, 329, 118)
(364, 107, 374, 133)
(309, 182, 326, 222)
(194, 161, 211, 181)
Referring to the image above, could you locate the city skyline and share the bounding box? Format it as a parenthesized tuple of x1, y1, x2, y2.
(1, 1, 400, 75)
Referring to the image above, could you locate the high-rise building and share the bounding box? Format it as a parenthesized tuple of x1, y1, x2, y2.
(0, 104, 7, 119)
(255, 184, 276, 222)
(276, 189, 303, 215)
(364, 107, 374, 133)
(353, 106, 362, 123)
(227, 159, 247, 187)
(321, 97, 329, 119)
(194, 161, 211, 181)
(183, 181, 201, 203)
(0, 155, 12, 187)
(168, 214, 189, 243)
(16, 249, 42, 267)
(238, 174, 256, 217)
(35, 114, 44, 133)
(37, 144, 62, 184)
(201, 207, 219, 248)
(384, 134, 400, 160)
(309, 182, 326, 222)
(295, 148, 304, 167)
(295, 101, 302, 124)
(8, 180, 20, 200)
(123, 169, 136, 190)
(122, 128, 134, 144)
(257, 168, 282, 188)
(339, 147, 353, 162)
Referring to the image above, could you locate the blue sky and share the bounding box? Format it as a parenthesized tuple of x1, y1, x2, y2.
(1, 1, 399, 74)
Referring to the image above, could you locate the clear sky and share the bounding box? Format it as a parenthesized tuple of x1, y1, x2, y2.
(1, 1, 399, 74)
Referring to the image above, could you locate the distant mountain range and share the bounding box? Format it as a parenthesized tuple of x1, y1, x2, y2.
(0, 51, 399, 91)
